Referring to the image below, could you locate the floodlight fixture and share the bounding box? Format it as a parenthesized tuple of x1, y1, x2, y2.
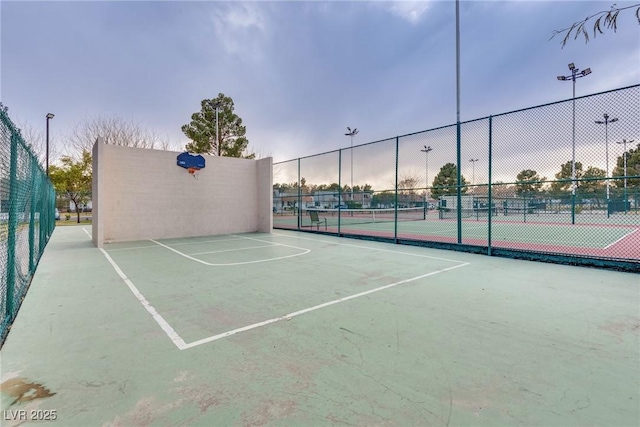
(345, 127, 359, 200)
(594, 113, 619, 217)
(557, 62, 592, 224)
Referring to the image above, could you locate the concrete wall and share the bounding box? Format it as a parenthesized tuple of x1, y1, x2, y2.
(92, 141, 272, 247)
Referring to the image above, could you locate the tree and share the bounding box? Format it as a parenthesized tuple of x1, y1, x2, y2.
(430, 163, 468, 200)
(397, 173, 421, 206)
(14, 120, 60, 169)
(49, 150, 92, 223)
(515, 169, 546, 196)
(182, 93, 254, 158)
(612, 141, 640, 188)
(371, 191, 395, 208)
(580, 166, 606, 207)
(551, 3, 640, 47)
(69, 115, 169, 154)
(549, 161, 584, 198)
(491, 181, 517, 199)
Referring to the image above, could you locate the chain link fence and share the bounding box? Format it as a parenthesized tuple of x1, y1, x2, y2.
(273, 85, 640, 271)
(1, 105, 56, 346)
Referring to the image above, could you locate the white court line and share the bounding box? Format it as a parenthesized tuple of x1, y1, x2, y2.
(272, 232, 466, 264)
(182, 262, 470, 349)
(604, 228, 639, 249)
(105, 245, 159, 252)
(150, 239, 310, 266)
(187, 244, 277, 256)
(82, 228, 187, 350)
(104, 237, 245, 252)
(83, 227, 469, 350)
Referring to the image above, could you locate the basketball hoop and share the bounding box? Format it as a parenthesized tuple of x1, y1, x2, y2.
(187, 167, 200, 179)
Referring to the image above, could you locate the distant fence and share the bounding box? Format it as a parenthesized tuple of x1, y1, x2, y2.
(0, 105, 56, 346)
(273, 85, 640, 272)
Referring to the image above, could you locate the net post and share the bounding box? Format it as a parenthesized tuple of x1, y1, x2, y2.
(394, 136, 399, 243)
(488, 116, 493, 256)
(28, 156, 37, 273)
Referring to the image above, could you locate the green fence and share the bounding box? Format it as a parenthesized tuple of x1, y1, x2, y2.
(0, 104, 56, 346)
(273, 84, 640, 272)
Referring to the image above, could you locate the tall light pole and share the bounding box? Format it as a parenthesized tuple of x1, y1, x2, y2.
(345, 127, 358, 202)
(595, 113, 618, 217)
(421, 145, 432, 218)
(46, 113, 55, 177)
(557, 63, 592, 224)
(469, 158, 479, 186)
(212, 102, 221, 156)
(615, 138, 634, 214)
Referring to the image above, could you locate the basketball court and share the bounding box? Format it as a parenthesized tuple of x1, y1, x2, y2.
(1, 226, 638, 426)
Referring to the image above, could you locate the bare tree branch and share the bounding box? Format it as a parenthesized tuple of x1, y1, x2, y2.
(551, 3, 640, 47)
(68, 115, 171, 156)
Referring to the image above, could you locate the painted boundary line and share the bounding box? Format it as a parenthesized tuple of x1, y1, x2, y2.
(272, 231, 466, 263)
(603, 227, 639, 249)
(181, 262, 470, 349)
(104, 237, 245, 252)
(150, 238, 311, 266)
(84, 228, 470, 350)
(82, 228, 187, 350)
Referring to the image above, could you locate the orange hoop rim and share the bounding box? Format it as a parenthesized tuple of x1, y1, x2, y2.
(187, 167, 200, 174)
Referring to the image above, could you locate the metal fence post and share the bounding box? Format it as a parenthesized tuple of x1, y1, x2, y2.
(28, 156, 37, 273)
(456, 122, 462, 244)
(297, 158, 301, 230)
(6, 133, 19, 319)
(338, 149, 342, 235)
(488, 116, 493, 256)
(394, 136, 399, 243)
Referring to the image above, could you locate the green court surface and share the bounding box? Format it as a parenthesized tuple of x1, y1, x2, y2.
(1, 227, 639, 426)
(274, 212, 639, 251)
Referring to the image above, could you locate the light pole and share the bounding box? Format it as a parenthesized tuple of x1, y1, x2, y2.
(212, 102, 222, 156)
(421, 145, 432, 218)
(345, 127, 358, 202)
(46, 113, 55, 176)
(595, 113, 619, 217)
(615, 138, 634, 214)
(469, 158, 479, 186)
(557, 63, 591, 225)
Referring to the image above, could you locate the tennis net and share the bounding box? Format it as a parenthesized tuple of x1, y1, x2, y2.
(438, 207, 498, 220)
(305, 207, 424, 227)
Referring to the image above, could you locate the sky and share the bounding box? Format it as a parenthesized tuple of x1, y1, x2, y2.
(2, 0, 639, 187)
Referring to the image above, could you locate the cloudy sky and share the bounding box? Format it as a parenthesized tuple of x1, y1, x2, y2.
(2, 0, 639, 186)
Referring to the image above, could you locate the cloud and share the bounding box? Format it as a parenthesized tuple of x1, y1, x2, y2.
(210, 2, 270, 58)
(374, 0, 432, 24)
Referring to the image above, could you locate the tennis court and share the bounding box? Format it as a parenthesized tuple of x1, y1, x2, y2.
(274, 208, 640, 260)
(1, 226, 638, 426)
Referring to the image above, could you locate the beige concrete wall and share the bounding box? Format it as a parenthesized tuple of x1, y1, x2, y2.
(91, 137, 105, 248)
(256, 157, 273, 232)
(92, 141, 273, 245)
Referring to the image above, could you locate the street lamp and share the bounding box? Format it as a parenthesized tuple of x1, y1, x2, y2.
(469, 158, 479, 186)
(46, 113, 55, 176)
(557, 62, 592, 224)
(615, 138, 634, 214)
(345, 127, 359, 202)
(421, 145, 433, 218)
(595, 113, 619, 217)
